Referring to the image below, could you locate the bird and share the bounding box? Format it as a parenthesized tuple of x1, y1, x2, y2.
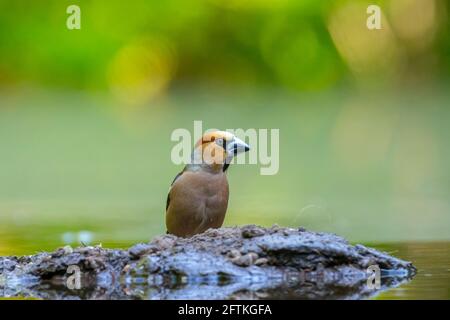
(166, 130, 250, 237)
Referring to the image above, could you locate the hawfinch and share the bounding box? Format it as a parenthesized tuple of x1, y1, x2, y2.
(166, 131, 250, 237)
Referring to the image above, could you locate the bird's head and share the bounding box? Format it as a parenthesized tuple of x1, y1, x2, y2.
(191, 131, 250, 172)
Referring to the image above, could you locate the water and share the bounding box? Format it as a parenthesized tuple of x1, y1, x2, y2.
(371, 242, 450, 300)
(0, 88, 449, 299)
(0, 230, 448, 299)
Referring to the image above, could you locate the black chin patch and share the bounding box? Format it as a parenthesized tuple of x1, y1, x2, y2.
(222, 139, 227, 150)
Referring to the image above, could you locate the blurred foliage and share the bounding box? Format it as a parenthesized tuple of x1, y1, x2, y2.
(0, 0, 449, 99)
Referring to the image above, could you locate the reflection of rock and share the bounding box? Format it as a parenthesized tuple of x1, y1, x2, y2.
(0, 225, 416, 300)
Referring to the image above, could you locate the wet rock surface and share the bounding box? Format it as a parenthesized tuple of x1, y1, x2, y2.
(0, 225, 416, 299)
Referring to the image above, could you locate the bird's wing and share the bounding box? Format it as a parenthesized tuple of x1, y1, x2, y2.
(166, 170, 184, 211)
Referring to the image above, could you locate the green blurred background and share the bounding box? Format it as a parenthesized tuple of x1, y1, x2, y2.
(0, 0, 449, 259)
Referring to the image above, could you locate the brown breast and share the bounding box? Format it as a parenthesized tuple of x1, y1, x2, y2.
(166, 170, 229, 237)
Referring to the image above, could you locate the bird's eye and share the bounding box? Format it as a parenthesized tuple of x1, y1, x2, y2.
(215, 138, 225, 148)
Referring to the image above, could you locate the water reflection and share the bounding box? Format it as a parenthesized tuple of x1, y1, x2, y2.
(371, 242, 450, 300)
(0, 239, 448, 300)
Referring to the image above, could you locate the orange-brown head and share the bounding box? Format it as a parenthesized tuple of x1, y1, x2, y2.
(190, 131, 250, 173)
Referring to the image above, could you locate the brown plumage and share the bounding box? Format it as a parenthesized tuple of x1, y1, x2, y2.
(166, 131, 249, 237)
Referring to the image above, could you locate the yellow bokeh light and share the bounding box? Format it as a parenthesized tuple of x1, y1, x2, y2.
(107, 37, 176, 108)
(389, 0, 438, 50)
(328, 2, 401, 78)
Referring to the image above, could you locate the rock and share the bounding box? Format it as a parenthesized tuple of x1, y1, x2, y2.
(241, 225, 266, 238)
(0, 225, 416, 300)
(255, 258, 269, 266)
(230, 252, 259, 266)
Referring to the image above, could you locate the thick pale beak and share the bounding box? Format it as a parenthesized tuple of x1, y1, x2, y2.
(229, 136, 250, 155)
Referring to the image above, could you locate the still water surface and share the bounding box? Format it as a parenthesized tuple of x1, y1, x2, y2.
(371, 242, 449, 300)
(0, 230, 448, 300)
(0, 89, 449, 299)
